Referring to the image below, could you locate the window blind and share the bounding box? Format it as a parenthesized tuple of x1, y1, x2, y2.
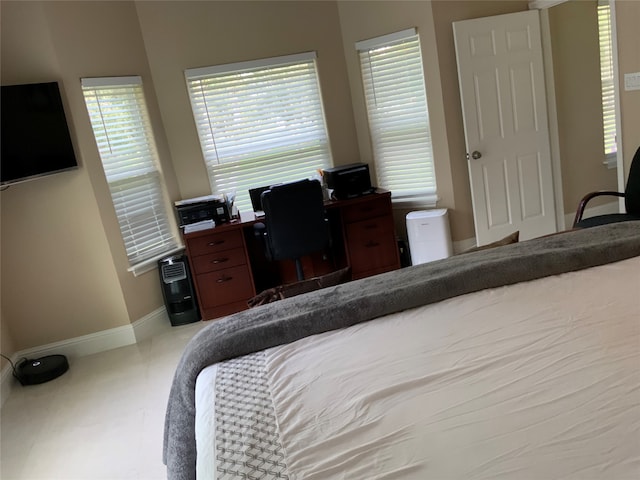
(82, 76, 177, 266)
(185, 52, 332, 213)
(357, 29, 437, 204)
(598, 1, 617, 157)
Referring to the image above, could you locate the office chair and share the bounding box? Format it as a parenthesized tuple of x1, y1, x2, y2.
(572, 146, 640, 228)
(260, 179, 331, 281)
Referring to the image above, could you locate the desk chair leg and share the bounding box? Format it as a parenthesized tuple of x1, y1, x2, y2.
(294, 258, 305, 281)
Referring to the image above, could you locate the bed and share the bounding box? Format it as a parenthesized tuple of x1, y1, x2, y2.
(164, 222, 640, 480)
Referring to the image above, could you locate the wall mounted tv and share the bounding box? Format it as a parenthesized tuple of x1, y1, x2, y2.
(1, 81, 78, 186)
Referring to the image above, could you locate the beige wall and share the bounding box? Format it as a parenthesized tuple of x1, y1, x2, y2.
(0, 314, 15, 371)
(549, 0, 617, 212)
(0, 1, 132, 351)
(0, 0, 360, 356)
(337, 1, 459, 240)
(1, 0, 638, 359)
(134, 0, 359, 200)
(40, 1, 182, 323)
(424, 0, 531, 239)
(336, 1, 533, 241)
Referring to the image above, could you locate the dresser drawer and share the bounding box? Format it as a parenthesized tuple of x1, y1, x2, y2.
(196, 264, 255, 310)
(187, 229, 243, 257)
(341, 195, 391, 223)
(191, 247, 247, 275)
(344, 217, 398, 275)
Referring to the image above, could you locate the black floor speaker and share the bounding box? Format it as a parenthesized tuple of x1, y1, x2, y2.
(16, 355, 69, 385)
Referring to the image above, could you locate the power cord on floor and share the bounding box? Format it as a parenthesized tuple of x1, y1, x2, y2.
(0, 353, 27, 383)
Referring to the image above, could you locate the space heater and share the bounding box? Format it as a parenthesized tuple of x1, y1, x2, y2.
(158, 254, 200, 326)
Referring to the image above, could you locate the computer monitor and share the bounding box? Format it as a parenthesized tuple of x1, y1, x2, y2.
(248, 185, 272, 214)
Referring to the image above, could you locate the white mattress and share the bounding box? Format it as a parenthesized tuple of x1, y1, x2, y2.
(196, 256, 640, 479)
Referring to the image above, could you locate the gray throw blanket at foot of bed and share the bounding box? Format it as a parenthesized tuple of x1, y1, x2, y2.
(164, 222, 640, 480)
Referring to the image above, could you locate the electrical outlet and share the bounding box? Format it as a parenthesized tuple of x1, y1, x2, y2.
(624, 72, 640, 91)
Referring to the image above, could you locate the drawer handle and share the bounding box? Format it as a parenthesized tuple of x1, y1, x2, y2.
(365, 240, 380, 248)
(208, 240, 225, 246)
(211, 257, 229, 264)
(216, 275, 233, 283)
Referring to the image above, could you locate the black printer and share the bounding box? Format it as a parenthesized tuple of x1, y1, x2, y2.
(322, 162, 374, 200)
(174, 194, 231, 227)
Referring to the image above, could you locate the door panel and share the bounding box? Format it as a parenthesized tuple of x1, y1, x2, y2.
(510, 63, 537, 133)
(454, 10, 557, 245)
(482, 160, 511, 228)
(474, 71, 503, 141)
(517, 152, 544, 219)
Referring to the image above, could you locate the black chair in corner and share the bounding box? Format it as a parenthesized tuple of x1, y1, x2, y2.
(572, 146, 640, 228)
(260, 179, 331, 281)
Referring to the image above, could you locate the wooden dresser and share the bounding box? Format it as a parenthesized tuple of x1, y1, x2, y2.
(339, 193, 400, 279)
(184, 226, 256, 320)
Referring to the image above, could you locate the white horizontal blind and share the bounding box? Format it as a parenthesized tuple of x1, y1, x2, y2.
(185, 53, 332, 212)
(357, 30, 436, 203)
(598, 1, 617, 157)
(82, 77, 177, 266)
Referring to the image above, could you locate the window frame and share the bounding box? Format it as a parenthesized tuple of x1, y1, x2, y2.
(184, 52, 333, 213)
(81, 76, 180, 275)
(356, 28, 438, 206)
(597, 0, 617, 167)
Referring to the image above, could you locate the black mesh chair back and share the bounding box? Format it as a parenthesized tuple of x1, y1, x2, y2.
(261, 179, 330, 280)
(624, 146, 640, 216)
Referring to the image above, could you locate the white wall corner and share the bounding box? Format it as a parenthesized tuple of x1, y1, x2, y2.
(132, 307, 172, 344)
(529, 0, 568, 10)
(1, 362, 18, 407)
(453, 237, 477, 254)
(1, 308, 175, 407)
(16, 324, 137, 361)
(1, 320, 141, 407)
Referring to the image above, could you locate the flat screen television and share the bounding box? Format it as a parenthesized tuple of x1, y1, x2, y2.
(1, 81, 78, 186)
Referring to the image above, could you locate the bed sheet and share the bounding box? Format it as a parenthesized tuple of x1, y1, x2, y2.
(196, 256, 640, 479)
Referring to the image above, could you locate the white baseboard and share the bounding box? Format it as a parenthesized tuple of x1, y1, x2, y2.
(1, 360, 18, 407)
(453, 237, 476, 254)
(132, 307, 172, 343)
(1, 307, 172, 407)
(18, 324, 137, 361)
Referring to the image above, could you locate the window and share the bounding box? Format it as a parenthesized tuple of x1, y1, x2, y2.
(597, 1, 617, 160)
(82, 76, 178, 270)
(357, 28, 436, 205)
(185, 52, 332, 213)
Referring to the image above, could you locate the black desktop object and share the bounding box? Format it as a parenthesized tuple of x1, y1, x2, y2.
(249, 185, 272, 215)
(174, 194, 231, 227)
(322, 163, 374, 199)
(15, 355, 69, 385)
(158, 254, 200, 326)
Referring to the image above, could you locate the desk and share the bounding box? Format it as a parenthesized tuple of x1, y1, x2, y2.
(183, 189, 400, 320)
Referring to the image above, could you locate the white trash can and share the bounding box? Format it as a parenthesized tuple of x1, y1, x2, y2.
(406, 209, 453, 266)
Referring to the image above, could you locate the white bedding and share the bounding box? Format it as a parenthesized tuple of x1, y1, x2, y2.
(196, 256, 640, 479)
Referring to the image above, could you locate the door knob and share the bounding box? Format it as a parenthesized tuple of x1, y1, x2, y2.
(471, 150, 482, 160)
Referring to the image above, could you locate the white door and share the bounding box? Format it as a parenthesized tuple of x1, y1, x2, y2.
(453, 10, 557, 246)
